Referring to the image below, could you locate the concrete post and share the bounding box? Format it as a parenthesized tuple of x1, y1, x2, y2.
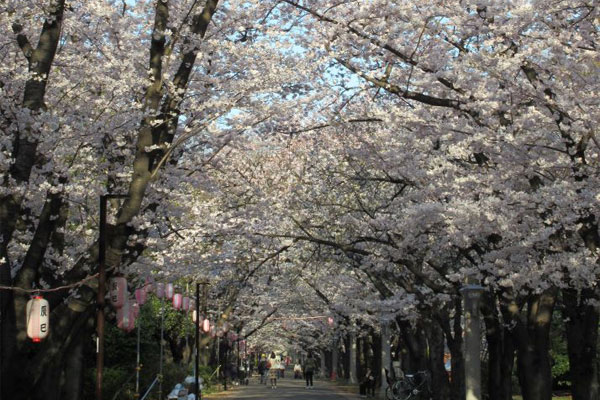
(461, 285, 484, 400)
(381, 320, 391, 394)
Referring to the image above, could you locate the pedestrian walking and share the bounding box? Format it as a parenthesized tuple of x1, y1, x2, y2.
(293, 362, 302, 379)
(268, 351, 279, 389)
(303, 352, 317, 389)
(258, 354, 268, 385)
(359, 368, 376, 397)
(279, 359, 286, 378)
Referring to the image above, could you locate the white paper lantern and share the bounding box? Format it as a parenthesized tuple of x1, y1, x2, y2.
(327, 317, 334, 326)
(135, 288, 147, 305)
(26, 296, 49, 343)
(173, 293, 183, 310)
(192, 310, 198, 323)
(156, 282, 165, 299)
(166, 283, 174, 299)
(203, 318, 210, 333)
(182, 296, 190, 312)
(132, 302, 140, 319)
(109, 277, 127, 308)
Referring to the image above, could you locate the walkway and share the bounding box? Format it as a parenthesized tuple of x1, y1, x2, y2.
(204, 376, 364, 399)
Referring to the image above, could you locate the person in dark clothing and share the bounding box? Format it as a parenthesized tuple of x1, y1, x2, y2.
(303, 353, 317, 389)
(359, 368, 376, 397)
(257, 355, 268, 384)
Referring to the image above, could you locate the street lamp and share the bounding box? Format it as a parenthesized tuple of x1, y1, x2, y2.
(96, 194, 128, 400)
(460, 284, 485, 400)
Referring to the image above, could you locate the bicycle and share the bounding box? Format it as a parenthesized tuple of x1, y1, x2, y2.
(385, 369, 432, 400)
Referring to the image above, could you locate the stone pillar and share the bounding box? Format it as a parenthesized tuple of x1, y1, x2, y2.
(349, 329, 358, 384)
(461, 285, 484, 400)
(381, 320, 391, 393)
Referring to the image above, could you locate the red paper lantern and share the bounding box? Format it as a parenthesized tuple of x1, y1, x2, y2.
(156, 282, 165, 299)
(26, 296, 49, 343)
(165, 283, 174, 299)
(173, 293, 183, 310)
(117, 300, 136, 332)
(144, 279, 154, 295)
(145, 276, 155, 287)
(203, 318, 210, 333)
(117, 300, 131, 331)
(126, 307, 136, 332)
(135, 288, 147, 305)
(109, 277, 127, 308)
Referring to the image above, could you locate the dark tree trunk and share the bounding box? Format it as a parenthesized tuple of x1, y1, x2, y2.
(357, 336, 364, 379)
(60, 321, 86, 400)
(372, 330, 382, 387)
(397, 319, 428, 373)
(426, 321, 451, 400)
(439, 298, 465, 400)
(562, 288, 600, 400)
(342, 333, 350, 380)
(504, 288, 557, 400)
(168, 336, 186, 364)
(482, 292, 514, 400)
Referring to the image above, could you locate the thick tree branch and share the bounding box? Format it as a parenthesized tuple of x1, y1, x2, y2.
(11, 23, 33, 61)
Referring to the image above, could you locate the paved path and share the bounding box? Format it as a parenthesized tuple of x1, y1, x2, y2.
(204, 376, 363, 399)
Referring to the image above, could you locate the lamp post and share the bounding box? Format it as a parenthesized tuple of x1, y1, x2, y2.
(461, 284, 484, 400)
(96, 194, 128, 400)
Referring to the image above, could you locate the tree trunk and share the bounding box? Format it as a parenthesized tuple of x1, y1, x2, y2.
(438, 299, 465, 400)
(60, 318, 87, 400)
(427, 321, 451, 400)
(349, 329, 358, 384)
(562, 288, 600, 400)
(397, 319, 428, 372)
(505, 288, 557, 400)
(482, 293, 514, 400)
(381, 321, 392, 393)
(168, 336, 186, 364)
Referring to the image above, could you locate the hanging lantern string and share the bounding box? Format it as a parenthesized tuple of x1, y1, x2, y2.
(0, 265, 123, 293)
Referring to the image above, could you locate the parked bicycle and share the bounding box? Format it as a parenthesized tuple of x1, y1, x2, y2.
(385, 369, 432, 400)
